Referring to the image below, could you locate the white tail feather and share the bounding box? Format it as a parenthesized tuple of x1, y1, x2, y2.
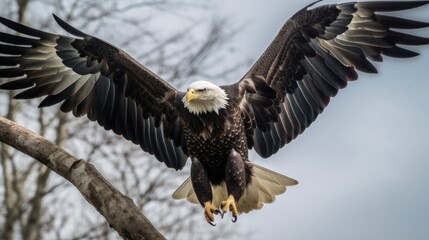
(237, 163, 298, 213)
(172, 177, 199, 204)
(171, 177, 228, 207)
(172, 163, 298, 214)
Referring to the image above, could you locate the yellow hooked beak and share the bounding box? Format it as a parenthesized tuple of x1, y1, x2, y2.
(186, 89, 199, 103)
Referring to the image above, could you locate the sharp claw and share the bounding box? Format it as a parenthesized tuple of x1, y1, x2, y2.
(207, 221, 216, 226)
(232, 215, 237, 223)
(218, 208, 224, 219)
(204, 201, 219, 226)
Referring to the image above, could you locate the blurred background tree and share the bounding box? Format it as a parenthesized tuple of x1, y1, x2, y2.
(0, 0, 248, 239)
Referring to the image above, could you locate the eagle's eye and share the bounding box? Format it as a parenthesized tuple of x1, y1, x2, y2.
(196, 88, 206, 93)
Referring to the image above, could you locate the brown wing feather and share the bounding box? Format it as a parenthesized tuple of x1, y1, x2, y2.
(235, 1, 429, 158)
(0, 15, 188, 169)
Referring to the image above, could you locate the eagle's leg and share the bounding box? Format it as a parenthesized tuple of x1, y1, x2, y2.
(221, 149, 246, 222)
(190, 158, 219, 225)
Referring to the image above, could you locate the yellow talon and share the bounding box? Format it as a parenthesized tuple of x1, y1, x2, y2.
(204, 201, 219, 225)
(221, 195, 238, 221)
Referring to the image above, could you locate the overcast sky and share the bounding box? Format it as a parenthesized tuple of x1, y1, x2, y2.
(209, 1, 429, 239)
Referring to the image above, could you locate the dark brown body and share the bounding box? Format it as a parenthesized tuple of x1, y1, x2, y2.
(181, 93, 252, 204)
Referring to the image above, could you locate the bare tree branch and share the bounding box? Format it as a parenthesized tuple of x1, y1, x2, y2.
(0, 117, 166, 240)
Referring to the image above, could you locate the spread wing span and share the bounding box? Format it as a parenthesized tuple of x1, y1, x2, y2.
(1, 1, 429, 166)
(237, 1, 429, 158)
(0, 15, 188, 170)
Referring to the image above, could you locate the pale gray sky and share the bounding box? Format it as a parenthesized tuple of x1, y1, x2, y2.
(209, 1, 429, 239)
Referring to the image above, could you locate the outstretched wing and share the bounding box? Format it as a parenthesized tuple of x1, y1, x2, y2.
(0, 15, 188, 170)
(236, 1, 429, 158)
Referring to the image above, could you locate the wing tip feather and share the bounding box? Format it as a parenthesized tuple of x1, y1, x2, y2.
(52, 14, 88, 38)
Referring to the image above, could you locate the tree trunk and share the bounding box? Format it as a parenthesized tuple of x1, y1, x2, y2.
(0, 117, 166, 240)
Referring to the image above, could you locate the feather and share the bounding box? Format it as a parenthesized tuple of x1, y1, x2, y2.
(254, 129, 270, 158)
(74, 87, 95, 117)
(172, 177, 199, 204)
(356, 1, 429, 12)
(56, 49, 81, 61)
(158, 127, 178, 168)
(292, 86, 315, 123)
(319, 39, 378, 73)
(62, 56, 85, 69)
(126, 99, 137, 143)
(111, 92, 127, 135)
(381, 46, 419, 58)
(269, 121, 282, 153)
(30, 70, 70, 87)
(39, 75, 87, 108)
(49, 73, 81, 95)
(0, 67, 25, 78)
(300, 58, 338, 97)
(282, 99, 300, 138)
(14, 83, 56, 99)
(294, 40, 316, 57)
(389, 31, 429, 45)
(0, 43, 30, 55)
(73, 59, 101, 75)
(140, 117, 152, 154)
(287, 94, 308, 129)
(0, 56, 20, 66)
(262, 126, 276, 156)
(99, 77, 115, 129)
(324, 25, 348, 36)
(52, 14, 88, 38)
(377, 14, 429, 29)
(146, 117, 156, 155)
(236, 163, 297, 214)
(134, 107, 144, 145)
(0, 32, 38, 45)
(28, 67, 68, 79)
(297, 80, 321, 116)
(21, 57, 63, 70)
(306, 54, 347, 89)
(338, 35, 393, 48)
(0, 16, 52, 38)
(343, 29, 387, 38)
(94, 75, 111, 125)
(153, 124, 168, 164)
(310, 40, 358, 81)
(335, 38, 383, 62)
(301, 75, 330, 109)
(62, 74, 97, 114)
(277, 103, 294, 141)
(0, 78, 32, 90)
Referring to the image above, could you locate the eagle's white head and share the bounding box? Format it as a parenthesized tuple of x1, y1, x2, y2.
(183, 80, 229, 115)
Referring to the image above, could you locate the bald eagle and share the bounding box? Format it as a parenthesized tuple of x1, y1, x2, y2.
(1, 1, 429, 225)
